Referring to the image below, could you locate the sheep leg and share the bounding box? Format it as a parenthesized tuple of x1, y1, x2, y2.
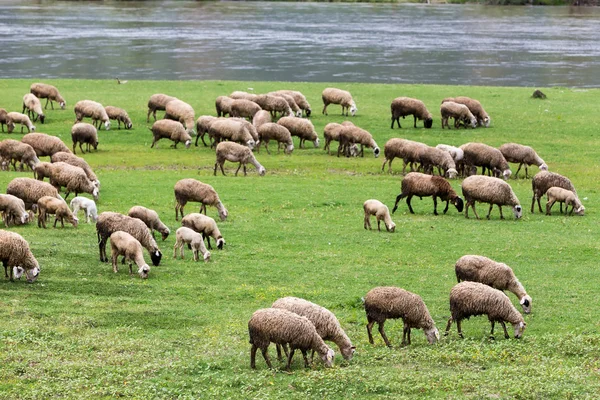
(235, 163, 242, 176)
(128, 262, 134, 276)
(80, 143, 85, 154)
(206, 236, 212, 250)
(266, 141, 272, 155)
(489, 321, 496, 339)
(470, 203, 480, 219)
(366, 316, 376, 344)
(486, 204, 494, 219)
(378, 321, 392, 347)
(433, 196, 439, 216)
(524, 165, 529, 179)
(376, 218, 382, 231)
(392, 193, 405, 214)
(243, 165, 247, 176)
(286, 348, 296, 371)
(406, 195, 415, 214)
(456, 319, 464, 338)
(219, 162, 226, 176)
(537, 195, 544, 213)
(514, 163, 523, 179)
(500, 321, 510, 339)
(497, 205, 504, 219)
(413, 115, 417, 128)
(111, 252, 119, 273)
(559, 202, 564, 214)
(301, 349, 311, 368)
(402, 326, 409, 346)
(250, 345, 258, 369)
(443, 200, 450, 214)
(322, 103, 328, 116)
(364, 214, 371, 230)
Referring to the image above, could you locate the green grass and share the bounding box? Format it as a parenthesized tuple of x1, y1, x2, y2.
(0, 79, 599, 399)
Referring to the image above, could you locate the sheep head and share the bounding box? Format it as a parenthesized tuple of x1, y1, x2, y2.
(39, 115, 45, 124)
(92, 187, 99, 202)
(424, 118, 433, 129)
(184, 139, 191, 149)
(446, 168, 458, 179)
(373, 146, 380, 158)
(138, 264, 150, 279)
(453, 197, 464, 213)
(512, 205, 523, 219)
(502, 169, 512, 180)
(150, 250, 162, 266)
(513, 321, 526, 339)
(386, 221, 396, 233)
(285, 143, 294, 155)
(539, 163, 548, 171)
(574, 205, 585, 216)
(305, 108, 312, 118)
(216, 238, 225, 250)
(59, 101, 66, 110)
(520, 295, 532, 314)
(312, 138, 320, 148)
(104, 121, 111, 130)
(203, 251, 211, 262)
(25, 266, 40, 283)
(350, 103, 357, 117)
(321, 348, 335, 367)
(216, 203, 228, 221)
(13, 266, 25, 280)
(295, 110, 302, 117)
(257, 165, 266, 176)
(481, 116, 491, 127)
(341, 345, 356, 361)
(425, 327, 440, 344)
(161, 230, 170, 241)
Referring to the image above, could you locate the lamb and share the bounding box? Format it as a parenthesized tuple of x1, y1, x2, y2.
(128, 205, 170, 240)
(419, 146, 458, 178)
(230, 91, 258, 102)
(71, 122, 98, 154)
(215, 96, 234, 117)
(195, 115, 219, 147)
(214, 142, 266, 177)
(0, 230, 40, 282)
(174, 179, 228, 222)
(444, 281, 526, 339)
(392, 172, 464, 216)
(455, 255, 532, 314)
(440, 101, 476, 129)
(0, 194, 29, 226)
(322, 88, 356, 117)
(442, 96, 490, 127)
(6, 177, 62, 212)
(150, 119, 192, 149)
(272, 297, 356, 360)
(96, 212, 162, 266)
(22, 93, 45, 124)
(0, 108, 15, 133)
(230, 99, 262, 120)
(147, 93, 177, 122)
(208, 119, 255, 149)
(109, 231, 151, 279)
(390, 97, 433, 129)
(257, 123, 294, 155)
(164, 99, 196, 136)
(337, 125, 379, 158)
(531, 171, 577, 214)
(51, 152, 99, 188)
(37, 196, 78, 228)
(461, 175, 522, 220)
(364, 286, 439, 347)
(254, 94, 294, 118)
(381, 138, 428, 174)
(6, 112, 35, 133)
(499, 143, 547, 179)
(461, 142, 512, 180)
(173, 226, 210, 262)
(436, 144, 464, 164)
(74, 100, 110, 130)
(181, 212, 225, 250)
(277, 116, 319, 148)
(252, 110, 272, 129)
(269, 92, 302, 117)
(22, 132, 72, 157)
(30, 82, 66, 110)
(271, 90, 312, 117)
(70, 196, 98, 223)
(0, 139, 40, 171)
(248, 308, 335, 370)
(104, 106, 133, 130)
(363, 199, 396, 232)
(545, 187, 584, 216)
(47, 162, 99, 201)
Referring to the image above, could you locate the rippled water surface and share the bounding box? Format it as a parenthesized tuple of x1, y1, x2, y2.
(1, 1, 599, 87)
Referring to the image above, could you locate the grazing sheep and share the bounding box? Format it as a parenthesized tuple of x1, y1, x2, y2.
(419, 146, 458, 179)
(181, 212, 225, 250)
(22, 132, 72, 157)
(231, 117, 259, 144)
(254, 94, 293, 118)
(230, 91, 258, 102)
(32, 161, 54, 182)
(436, 144, 464, 176)
(532, 89, 547, 99)
(74, 100, 110, 130)
(0, 108, 15, 133)
(22, 93, 45, 124)
(390, 97, 433, 129)
(248, 308, 335, 370)
(323, 123, 345, 155)
(252, 110, 272, 129)
(71, 122, 98, 154)
(6, 177, 62, 212)
(455, 255, 532, 314)
(381, 138, 428, 174)
(392, 172, 464, 216)
(215, 95, 234, 117)
(37, 196, 78, 228)
(96, 212, 162, 266)
(150, 119, 192, 149)
(440, 101, 476, 129)
(128, 205, 170, 240)
(271, 90, 312, 117)
(70, 196, 98, 223)
(0, 194, 29, 226)
(214, 142, 266, 177)
(461, 142, 512, 180)
(363, 199, 396, 232)
(269, 92, 302, 117)
(461, 175, 522, 220)
(104, 106, 132, 130)
(6, 112, 35, 133)
(30, 82, 66, 110)
(337, 125, 380, 158)
(445, 281, 526, 339)
(174, 179, 228, 222)
(499, 143, 547, 179)
(164, 98, 196, 136)
(272, 297, 356, 361)
(195, 115, 218, 147)
(51, 152, 99, 188)
(257, 123, 294, 155)
(0, 139, 40, 171)
(207, 119, 255, 149)
(0, 230, 40, 282)
(109, 231, 151, 279)
(442, 96, 490, 127)
(230, 99, 262, 120)
(364, 286, 439, 347)
(48, 162, 99, 201)
(545, 187, 584, 216)
(147, 93, 177, 122)
(322, 88, 356, 117)
(173, 226, 210, 262)
(277, 116, 319, 148)
(531, 171, 577, 214)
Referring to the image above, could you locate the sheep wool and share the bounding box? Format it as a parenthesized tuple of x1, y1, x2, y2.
(6, 112, 35, 133)
(195, 115, 219, 147)
(48, 162, 99, 201)
(104, 106, 133, 130)
(22, 93, 45, 124)
(173, 226, 210, 262)
(252, 110, 272, 129)
(419, 146, 458, 178)
(499, 143, 547, 179)
(390, 97, 433, 129)
(277, 116, 319, 148)
(230, 99, 262, 120)
(74, 100, 110, 130)
(363, 199, 396, 232)
(254, 94, 293, 118)
(461, 175, 522, 220)
(109, 231, 151, 279)
(381, 138, 428, 174)
(6, 177, 61, 209)
(545, 186, 584, 216)
(440, 101, 476, 129)
(0, 194, 29, 226)
(181, 212, 225, 250)
(322, 87, 356, 117)
(128, 205, 170, 240)
(22, 132, 72, 157)
(51, 151, 99, 188)
(147, 93, 177, 122)
(71, 122, 98, 154)
(174, 179, 228, 222)
(392, 172, 464, 216)
(442, 96, 490, 127)
(0, 139, 40, 171)
(164, 98, 196, 136)
(37, 196, 78, 228)
(461, 142, 511, 180)
(30, 82, 66, 110)
(208, 119, 256, 149)
(531, 171, 577, 214)
(257, 123, 293, 155)
(150, 119, 192, 149)
(214, 141, 266, 177)
(0, 229, 40, 282)
(215, 96, 234, 117)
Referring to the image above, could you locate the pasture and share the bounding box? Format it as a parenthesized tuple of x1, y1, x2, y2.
(0, 79, 599, 399)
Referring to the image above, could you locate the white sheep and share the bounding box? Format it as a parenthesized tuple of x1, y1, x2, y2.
(214, 142, 266, 177)
(69, 196, 98, 223)
(461, 175, 522, 220)
(363, 199, 395, 232)
(173, 226, 210, 262)
(322, 88, 356, 117)
(109, 231, 151, 279)
(150, 119, 192, 149)
(128, 205, 171, 240)
(22, 93, 45, 124)
(74, 100, 110, 130)
(181, 212, 225, 250)
(545, 186, 584, 216)
(30, 83, 66, 110)
(0, 229, 41, 282)
(6, 112, 35, 133)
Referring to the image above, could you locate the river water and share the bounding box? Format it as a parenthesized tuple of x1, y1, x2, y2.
(0, 1, 599, 87)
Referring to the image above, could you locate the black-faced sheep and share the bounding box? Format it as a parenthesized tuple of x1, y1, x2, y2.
(0, 229, 40, 282)
(363, 199, 396, 232)
(531, 171, 577, 214)
(390, 97, 433, 129)
(545, 187, 584, 216)
(174, 179, 228, 222)
(109, 231, 151, 279)
(128, 205, 170, 240)
(499, 143, 547, 179)
(214, 142, 266, 177)
(392, 172, 464, 216)
(30, 83, 66, 110)
(461, 175, 522, 220)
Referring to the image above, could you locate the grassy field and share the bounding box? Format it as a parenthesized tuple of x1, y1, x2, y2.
(0, 79, 599, 399)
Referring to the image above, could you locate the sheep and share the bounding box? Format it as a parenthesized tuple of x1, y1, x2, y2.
(30, 82, 66, 110)
(272, 297, 356, 361)
(173, 226, 210, 262)
(215, 96, 234, 117)
(254, 94, 294, 118)
(392, 172, 464, 216)
(164, 98, 196, 136)
(181, 212, 225, 250)
(70, 196, 98, 223)
(364, 286, 439, 347)
(440, 101, 476, 129)
(381, 138, 428, 174)
(96, 212, 162, 266)
(150, 119, 192, 149)
(230, 91, 258, 102)
(269, 92, 302, 117)
(531, 171, 577, 214)
(22, 93, 45, 124)
(323, 123, 345, 155)
(419, 146, 458, 179)
(444, 281, 526, 339)
(195, 115, 218, 147)
(390, 97, 433, 129)
(545, 187, 584, 216)
(252, 110, 272, 129)
(74, 100, 110, 130)
(322, 88, 356, 117)
(442, 96, 490, 127)
(208, 119, 255, 149)
(257, 123, 294, 155)
(214, 141, 266, 177)
(436, 144, 464, 164)
(128, 205, 170, 240)
(147, 93, 177, 122)
(363, 199, 396, 232)
(0, 194, 29, 226)
(6, 112, 35, 133)
(22, 132, 72, 157)
(277, 116, 319, 148)
(47, 162, 99, 201)
(71, 122, 98, 154)
(337, 125, 380, 158)
(0, 108, 15, 133)
(248, 308, 335, 370)
(230, 99, 262, 120)
(461, 142, 512, 180)
(6, 177, 62, 212)
(0, 230, 40, 282)
(271, 90, 312, 117)
(50, 152, 99, 188)
(0, 139, 40, 171)
(104, 106, 132, 130)
(455, 255, 532, 314)
(498, 143, 547, 179)
(174, 179, 228, 222)
(37, 196, 78, 228)
(230, 117, 259, 144)
(461, 175, 522, 220)
(109, 231, 151, 279)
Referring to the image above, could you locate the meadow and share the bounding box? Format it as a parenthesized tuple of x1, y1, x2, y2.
(0, 79, 599, 399)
